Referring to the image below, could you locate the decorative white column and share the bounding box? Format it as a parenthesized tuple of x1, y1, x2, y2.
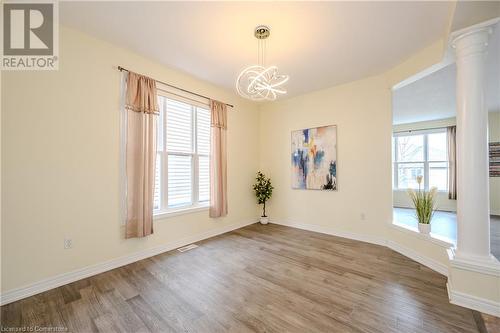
(452, 25, 496, 263)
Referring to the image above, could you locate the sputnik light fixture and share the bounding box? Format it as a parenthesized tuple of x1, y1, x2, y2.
(236, 25, 289, 101)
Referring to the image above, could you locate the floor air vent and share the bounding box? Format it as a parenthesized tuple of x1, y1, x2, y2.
(177, 244, 199, 252)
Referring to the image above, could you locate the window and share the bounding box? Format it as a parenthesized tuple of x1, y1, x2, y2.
(154, 94, 210, 215)
(393, 129, 448, 191)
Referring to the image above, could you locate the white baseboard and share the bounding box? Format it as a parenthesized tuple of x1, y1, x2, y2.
(447, 282, 500, 317)
(271, 219, 449, 276)
(270, 219, 387, 247)
(0, 218, 257, 306)
(386, 240, 449, 276)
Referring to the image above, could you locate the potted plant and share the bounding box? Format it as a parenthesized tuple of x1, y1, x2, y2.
(407, 175, 437, 234)
(253, 171, 273, 224)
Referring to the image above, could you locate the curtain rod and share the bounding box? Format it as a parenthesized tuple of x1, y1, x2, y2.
(393, 125, 452, 134)
(117, 66, 234, 108)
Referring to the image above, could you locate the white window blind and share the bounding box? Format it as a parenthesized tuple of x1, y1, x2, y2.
(168, 154, 192, 207)
(166, 99, 192, 153)
(154, 94, 211, 215)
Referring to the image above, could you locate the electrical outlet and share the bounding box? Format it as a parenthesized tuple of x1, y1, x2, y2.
(64, 238, 73, 249)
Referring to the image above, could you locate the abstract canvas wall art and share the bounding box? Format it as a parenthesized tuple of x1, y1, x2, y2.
(291, 125, 337, 190)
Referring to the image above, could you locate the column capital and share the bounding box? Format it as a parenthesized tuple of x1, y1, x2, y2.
(451, 27, 491, 59)
(449, 17, 500, 43)
(450, 18, 498, 58)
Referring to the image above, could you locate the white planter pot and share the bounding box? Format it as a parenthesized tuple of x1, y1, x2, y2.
(259, 216, 269, 225)
(418, 223, 431, 234)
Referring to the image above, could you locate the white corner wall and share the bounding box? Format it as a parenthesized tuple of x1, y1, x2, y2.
(258, 75, 393, 240)
(1, 26, 260, 296)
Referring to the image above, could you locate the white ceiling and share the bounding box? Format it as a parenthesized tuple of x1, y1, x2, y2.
(392, 22, 500, 125)
(450, 1, 500, 32)
(60, 1, 453, 99)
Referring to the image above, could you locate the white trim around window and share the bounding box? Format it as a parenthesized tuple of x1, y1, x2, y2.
(393, 128, 449, 192)
(153, 88, 211, 218)
(153, 202, 209, 220)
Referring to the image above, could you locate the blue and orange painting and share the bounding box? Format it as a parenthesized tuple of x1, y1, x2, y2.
(291, 125, 337, 190)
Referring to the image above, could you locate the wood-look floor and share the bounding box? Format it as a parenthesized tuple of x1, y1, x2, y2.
(1, 223, 482, 333)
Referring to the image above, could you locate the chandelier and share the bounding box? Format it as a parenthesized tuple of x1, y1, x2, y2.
(236, 26, 289, 101)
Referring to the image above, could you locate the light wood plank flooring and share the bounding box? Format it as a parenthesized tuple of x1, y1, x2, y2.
(1, 223, 482, 332)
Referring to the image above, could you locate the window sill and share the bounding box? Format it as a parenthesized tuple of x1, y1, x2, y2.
(154, 204, 209, 220)
(393, 188, 448, 193)
(391, 222, 455, 248)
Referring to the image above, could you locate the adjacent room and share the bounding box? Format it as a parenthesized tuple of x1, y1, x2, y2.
(1, 1, 499, 332)
(392, 54, 500, 259)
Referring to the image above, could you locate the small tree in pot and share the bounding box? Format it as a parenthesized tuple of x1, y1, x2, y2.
(253, 171, 273, 224)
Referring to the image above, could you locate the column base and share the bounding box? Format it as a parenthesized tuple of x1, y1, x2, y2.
(448, 248, 500, 276)
(447, 249, 500, 317)
(453, 249, 499, 265)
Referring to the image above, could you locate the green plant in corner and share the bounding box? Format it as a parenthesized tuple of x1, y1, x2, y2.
(407, 175, 437, 232)
(253, 171, 273, 218)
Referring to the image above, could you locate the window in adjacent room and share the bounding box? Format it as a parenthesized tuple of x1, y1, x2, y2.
(393, 129, 448, 191)
(154, 94, 210, 215)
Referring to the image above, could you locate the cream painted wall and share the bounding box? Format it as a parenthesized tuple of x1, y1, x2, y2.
(385, 39, 447, 89)
(1, 27, 260, 293)
(258, 75, 393, 239)
(392, 114, 500, 215)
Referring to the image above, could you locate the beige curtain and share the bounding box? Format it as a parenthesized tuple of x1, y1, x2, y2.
(125, 72, 159, 238)
(447, 125, 457, 200)
(209, 100, 228, 218)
